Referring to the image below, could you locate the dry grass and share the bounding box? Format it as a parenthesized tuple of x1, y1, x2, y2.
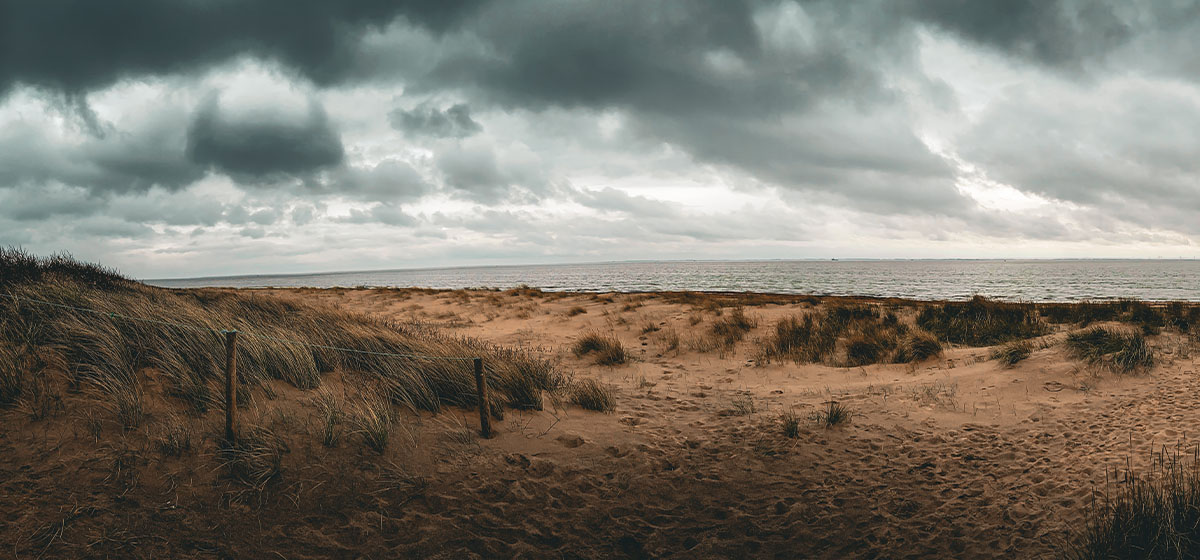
(816, 401, 852, 427)
(757, 306, 940, 367)
(991, 339, 1033, 367)
(153, 414, 193, 456)
(1065, 326, 1154, 374)
(569, 378, 616, 412)
(656, 327, 680, 355)
(219, 425, 287, 488)
(566, 306, 587, 317)
(917, 295, 1047, 345)
(349, 388, 398, 453)
(1068, 449, 1200, 559)
(692, 307, 757, 354)
(0, 248, 564, 426)
(780, 411, 801, 438)
(572, 331, 628, 366)
(312, 389, 345, 447)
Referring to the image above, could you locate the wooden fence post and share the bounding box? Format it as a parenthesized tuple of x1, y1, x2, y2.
(473, 357, 492, 438)
(224, 330, 239, 443)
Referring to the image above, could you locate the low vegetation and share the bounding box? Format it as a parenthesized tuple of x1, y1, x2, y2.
(1068, 453, 1200, 559)
(991, 339, 1033, 367)
(572, 331, 628, 365)
(1065, 326, 1154, 374)
(780, 411, 802, 438)
(569, 378, 616, 412)
(757, 306, 941, 367)
(0, 247, 563, 434)
(916, 295, 1047, 345)
(702, 307, 758, 351)
(566, 306, 587, 317)
(816, 401, 852, 427)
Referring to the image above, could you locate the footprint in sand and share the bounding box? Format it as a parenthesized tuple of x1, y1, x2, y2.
(556, 434, 586, 448)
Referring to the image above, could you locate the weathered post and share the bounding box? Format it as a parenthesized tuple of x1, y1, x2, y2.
(473, 357, 492, 438)
(224, 330, 239, 443)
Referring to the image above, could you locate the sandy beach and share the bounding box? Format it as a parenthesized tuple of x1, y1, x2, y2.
(5, 280, 1195, 558)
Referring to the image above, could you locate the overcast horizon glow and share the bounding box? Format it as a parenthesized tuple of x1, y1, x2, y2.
(4, 1, 1200, 278)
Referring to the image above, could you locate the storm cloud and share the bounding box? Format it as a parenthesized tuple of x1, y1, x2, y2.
(2, 0, 1200, 277)
(186, 93, 344, 178)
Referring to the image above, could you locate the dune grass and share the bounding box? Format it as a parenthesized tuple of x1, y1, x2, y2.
(1065, 326, 1154, 374)
(569, 378, 616, 412)
(816, 401, 852, 427)
(991, 339, 1033, 367)
(917, 295, 1047, 345)
(1068, 451, 1200, 559)
(0, 247, 564, 426)
(757, 306, 941, 367)
(572, 331, 628, 366)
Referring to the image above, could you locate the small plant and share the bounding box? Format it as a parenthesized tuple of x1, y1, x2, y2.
(894, 332, 942, 363)
(730, 395, 756, 416)
(566, 306, 587, 317)
(639, 319, 660, 334)
(220, 426, 286, 488)
(816, 401, 851, 427)
(1066, 326, 1154, 374)
(313, 390, 345, 447)
(780, 412, 801, 438)
(991, 339, 1032, 367)
(844, 335, 883, 367)
(350, 389, 395, 454)
(154, 415, 193, 456)
(570, 378, 616, 412)
(657, 327, 680, 354)
(572, 331, 628, 365)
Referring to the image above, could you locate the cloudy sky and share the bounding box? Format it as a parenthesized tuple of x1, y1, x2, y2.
(3, 0, 1200, 278)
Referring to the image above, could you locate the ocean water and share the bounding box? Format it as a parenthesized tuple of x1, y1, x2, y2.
(145, 259, 1200, 302)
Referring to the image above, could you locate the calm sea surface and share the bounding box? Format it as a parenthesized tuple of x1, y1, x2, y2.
(145, 260, 1200, 302)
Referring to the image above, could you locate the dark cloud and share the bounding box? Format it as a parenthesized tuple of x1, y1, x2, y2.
(907, 0, 1133, 69)
(186, 93, 344, 178)
(390, 103, 482, 138)
(0, 0, 486, 95)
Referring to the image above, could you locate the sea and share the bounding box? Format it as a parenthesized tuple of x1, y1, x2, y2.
(143, 259, 1200, 302)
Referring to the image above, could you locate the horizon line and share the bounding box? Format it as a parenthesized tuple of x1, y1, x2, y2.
(142, 256, 1200, 282)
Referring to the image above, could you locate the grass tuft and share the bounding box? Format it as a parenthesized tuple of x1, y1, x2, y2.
(349, 389, 396, 454)
(1065, 326, 1154, 374)
(220, 426, 287, 488)
(780, 412, 801, 438)
(572, 331, 628, 366)
(569, 378, 616, 412)
(816, 401, 852, 427)
(991, 339, 1032, 367)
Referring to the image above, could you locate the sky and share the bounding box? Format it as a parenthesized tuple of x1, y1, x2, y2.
(3, 0, 1200, 278)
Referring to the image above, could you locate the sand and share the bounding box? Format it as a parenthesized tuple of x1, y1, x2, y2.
(3, 288, 1195, 558)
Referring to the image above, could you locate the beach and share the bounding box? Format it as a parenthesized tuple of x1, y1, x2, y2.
(5, 278, 1194, 558)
